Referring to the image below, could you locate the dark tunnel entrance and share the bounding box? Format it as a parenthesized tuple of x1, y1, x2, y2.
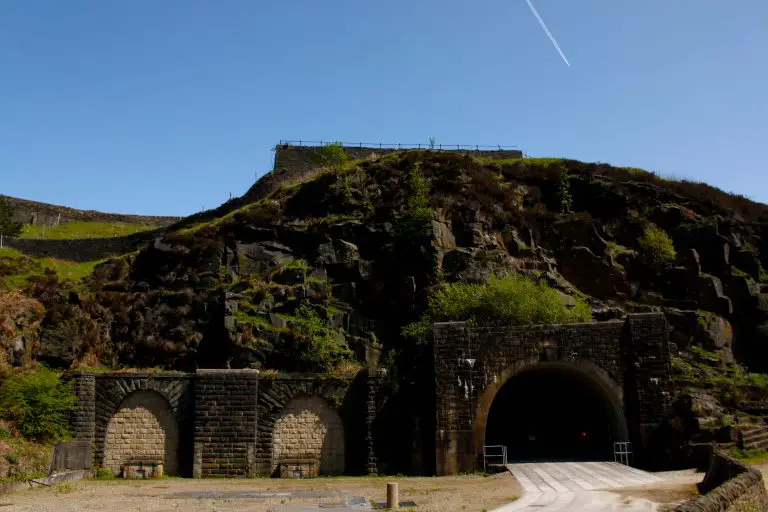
(484, 363, 627, 462)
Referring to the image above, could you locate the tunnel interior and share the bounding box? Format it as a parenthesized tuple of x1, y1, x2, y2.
(484, 364, 626, 462)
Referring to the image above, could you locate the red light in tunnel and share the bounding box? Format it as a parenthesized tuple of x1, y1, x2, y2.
(581, 432, 587, 438)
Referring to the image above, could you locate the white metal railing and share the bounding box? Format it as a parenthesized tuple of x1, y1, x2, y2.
(614, 441, 632, 466)
(483, 445, 508, 473)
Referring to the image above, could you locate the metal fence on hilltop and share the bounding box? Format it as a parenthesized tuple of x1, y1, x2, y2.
(277, 140, 520, 151)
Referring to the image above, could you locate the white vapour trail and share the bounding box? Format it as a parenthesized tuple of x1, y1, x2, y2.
(524, 0, 570, 67)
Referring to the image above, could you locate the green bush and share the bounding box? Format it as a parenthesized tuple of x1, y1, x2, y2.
(554, 171, 572, 214)
(639, 224, 676, 266)
(291, 303, 353, 373)
(0, 369, 78, 441)
(315, 142, 348, 173)
(403, 274, 593, 342)
(400, 164, 433, 239)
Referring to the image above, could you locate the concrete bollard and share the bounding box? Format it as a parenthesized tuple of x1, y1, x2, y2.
(387, 482, 399, 509)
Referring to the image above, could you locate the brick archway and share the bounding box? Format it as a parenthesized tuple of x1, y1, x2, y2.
(255, 379, 351, 476)
(93, 376, 192, 474)
(103, 390, 179, 475)
(272, 395, 345, 476)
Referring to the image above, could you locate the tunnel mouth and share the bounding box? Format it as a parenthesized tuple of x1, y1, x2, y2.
(484, 363, 626, 462)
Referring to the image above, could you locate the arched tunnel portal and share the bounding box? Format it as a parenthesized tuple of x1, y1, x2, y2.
(482, 362, 628, 462)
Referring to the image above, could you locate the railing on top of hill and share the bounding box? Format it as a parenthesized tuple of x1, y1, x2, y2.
(277, 140, 520, 151)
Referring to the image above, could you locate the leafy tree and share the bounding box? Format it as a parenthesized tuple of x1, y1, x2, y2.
(0, 197, 22, 238)
(0, 368, 77, 441)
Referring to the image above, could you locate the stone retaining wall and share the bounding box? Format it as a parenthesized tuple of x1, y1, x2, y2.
(3, 228, 166, 262)
(3, 195, 179, 227)
(71, 370, 383, 478)
(672, 448, 768, 511)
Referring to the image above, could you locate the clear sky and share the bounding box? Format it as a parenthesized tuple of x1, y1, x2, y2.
(1, 1, 766, 216)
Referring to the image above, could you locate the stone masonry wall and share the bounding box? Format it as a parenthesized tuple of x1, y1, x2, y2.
(70, 371, 382, 478)
(672, 448, 768, 511)
(103, 390, 179, 475)
(3, 195, 179, 228)
(432, 313, 672, 475)
(89, 374, 194, 476)
(4, 228, 166, 262)
(272, 395, 345, 476)
(193, 369, 259, 478)
(255, 377, 352, 476)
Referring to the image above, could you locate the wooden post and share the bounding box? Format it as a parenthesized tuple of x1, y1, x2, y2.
(387, 482, 399, 509)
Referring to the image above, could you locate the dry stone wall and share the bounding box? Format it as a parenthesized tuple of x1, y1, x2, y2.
(672, 448, 768, 511)
(3, 228, 166, 262)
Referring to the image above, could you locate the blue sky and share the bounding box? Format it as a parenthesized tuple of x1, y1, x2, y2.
(1, 1, 766, 216)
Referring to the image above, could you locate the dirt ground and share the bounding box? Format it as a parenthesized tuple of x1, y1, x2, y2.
(0, 472, 521, 512)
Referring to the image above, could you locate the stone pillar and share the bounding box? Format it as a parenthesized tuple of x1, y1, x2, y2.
(366, 373, 382, 475)
(432, 322, 477, 475)
(623, 313, 674, 467)
(193, 369, 259, 478)
(71, 373, 96, 441)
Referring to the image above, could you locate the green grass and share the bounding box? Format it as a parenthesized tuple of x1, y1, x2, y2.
(0, 247, 104, 289)
(21, 221, 157, 240)
(472, 156, 566, 167)
(730, 448, 768, 464)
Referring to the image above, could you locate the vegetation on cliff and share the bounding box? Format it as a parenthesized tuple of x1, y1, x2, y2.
(403, 274, 592, 343)
(3, 150, 768, 415)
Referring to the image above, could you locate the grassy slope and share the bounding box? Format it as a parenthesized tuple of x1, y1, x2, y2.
(20, 221, 157, 240)
(0, 247, 103, 290)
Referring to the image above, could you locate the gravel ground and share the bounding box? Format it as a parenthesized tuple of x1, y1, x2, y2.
(0, 472, 521, 512)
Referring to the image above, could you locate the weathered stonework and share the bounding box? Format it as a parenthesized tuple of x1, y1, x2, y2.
(254, 376, 360, 476)
(103, 390, 179, 475)
(72, 372, 194, 476)
(272, 395, 345, 476)
(432, 313, 675, 475)
(673, 448, 768, 511)
(193, 369, 259, 478)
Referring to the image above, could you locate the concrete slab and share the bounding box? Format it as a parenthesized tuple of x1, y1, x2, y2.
(496, 462, 667, 511)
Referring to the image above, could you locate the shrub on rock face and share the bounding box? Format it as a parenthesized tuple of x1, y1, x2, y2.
(0, 368, 77, 441)
(290, 303, 353, 373)
(639, 224, 677, 266)
(403, 273, 593, 342)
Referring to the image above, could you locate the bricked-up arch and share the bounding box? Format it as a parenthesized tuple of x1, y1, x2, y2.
(482, 362, 629, 461)
(103, 390, 179, 475)
(432, 314, 674, 475)
(255, 378, 353, 476)
(92, 375, 194, 475)
(272, 395, 345, 475)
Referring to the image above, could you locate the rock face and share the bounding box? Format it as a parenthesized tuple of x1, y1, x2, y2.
(10, 152, 768, 381)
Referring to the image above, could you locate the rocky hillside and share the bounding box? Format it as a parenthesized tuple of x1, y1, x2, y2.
(4, 151, 768, 414)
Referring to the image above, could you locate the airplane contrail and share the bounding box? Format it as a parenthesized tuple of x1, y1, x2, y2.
(524, 0, 570, 67)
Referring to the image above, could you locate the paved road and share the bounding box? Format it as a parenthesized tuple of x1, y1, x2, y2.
(495, 462, 665, 511)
